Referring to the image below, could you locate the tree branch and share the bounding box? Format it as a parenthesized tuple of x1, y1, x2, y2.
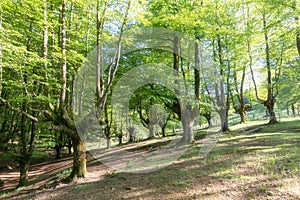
(0, 97, 38, 122)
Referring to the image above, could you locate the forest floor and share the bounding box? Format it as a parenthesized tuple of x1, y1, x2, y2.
(0, 118, 300, 200)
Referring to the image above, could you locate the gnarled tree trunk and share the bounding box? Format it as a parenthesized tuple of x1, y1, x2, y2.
(181, 108, 196, 144)
(265, 99, 277, 124)
(70, 134, 86, 179)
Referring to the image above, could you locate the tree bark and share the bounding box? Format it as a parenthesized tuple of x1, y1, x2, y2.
(43, 0, 49, 100)
(216, 37, 230, 132)
(127, 125, 135, 142)
(263, 14, 277, 124)
(18, 21, 35, 188)
(292, 104, 296, 117)
(18, 111, 30, 188)
(159, 116, 168, 137)
(70, 135, 86, 179)
(294, 1, 300, 57)
(239, 109, 248, 123)
(55, 131, 64, 159)
(96, 0, 107, 105)
(18, 156, 30, 188)
(203, 113, 211, 126)
(296, 23, 300, 57)
(118, 135, 122, 145)
(56, 0, 87, 179)
(18, 98, 36, 188)
(265, 99, 277, 124)
(161, 126, 166, 137)
(59, 0, 67, 110)
(181, 109, 195, 144)
(106, 137, 111, 149)
(249, 14, 278, 125)
(95, 0, 131, 139)
(194, 41, 200, 100)
(232, 62, 248, 123)
(149, 125, 155, 138)
(173, 36, 198, 143)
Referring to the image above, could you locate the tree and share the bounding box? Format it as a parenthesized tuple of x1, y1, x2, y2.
(248, 1, 292, 124)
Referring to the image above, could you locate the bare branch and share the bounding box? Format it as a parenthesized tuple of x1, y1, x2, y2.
(0, 97, 38, 122)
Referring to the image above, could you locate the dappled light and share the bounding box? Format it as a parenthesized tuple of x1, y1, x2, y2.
(1, 0, 300, 199)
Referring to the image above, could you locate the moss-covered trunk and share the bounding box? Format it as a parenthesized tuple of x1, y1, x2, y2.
(265, 100, 277, 124)
(239, 110, 248, 124)
(17, 156, 31, 188)
(70, 135, 86, 179)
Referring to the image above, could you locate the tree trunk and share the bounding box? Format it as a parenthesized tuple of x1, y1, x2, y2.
(263, 14, 278, 124)
(160, 121, 167, 137)
(95, 1, 108, 107)
(194, 40, 200, 100)
(18, 156, 30, 188)
(18, 22, 35, 188)
(297, 33, 300, 57)
(128, 127, 134, 142)
(67, 139, 72, 155)
(297, 17, 300, 57)
(18, 113, 30, 188)
(18, 108, 30, 188)
(203, 113, 211, 126)
(99, 129, 102, 147)
(118, 136, 122, 145)
(294, 1, 300, 57)
(232, 59, 248, 124)
(59, 0, 67, 109)
(239, 110, 248, 123)
(106, 137, 111, 149)
(220, 107, 229, 132)
(55, 145, 62, 159)
(265, 100, 277, 124)
(149, 125, 155, 138)
(70, 135, 86, 179)
(237, 107, 249, 124)
(216, 37, 230, 132)
(43, 0, 49, 102)
(18, 112, 36, 188)
(129, 134, 134, 142)
(181, 113, 195, 144)
(161, 126, 166, 137)
(292, 104, 296, 117)
(55, 131, 64, 159)
(173, 35, 196, 143)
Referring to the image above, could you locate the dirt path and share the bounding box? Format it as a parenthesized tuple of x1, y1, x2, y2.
(0, 156, 73, 192)
(0, 138, 170, 197)
(0, 153, 114, 199)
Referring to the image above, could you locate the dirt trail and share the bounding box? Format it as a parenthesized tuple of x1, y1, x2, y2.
(0, 156, 73, 192)
(0, 139, 164, 197)
(0, 151, 115, 200)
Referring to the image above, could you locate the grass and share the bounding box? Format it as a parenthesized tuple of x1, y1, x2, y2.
(1, 119, 300, 200)
(73, 183, 94, 191)
(56, 168, 72, 176)
(163, 119, 300, 198)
